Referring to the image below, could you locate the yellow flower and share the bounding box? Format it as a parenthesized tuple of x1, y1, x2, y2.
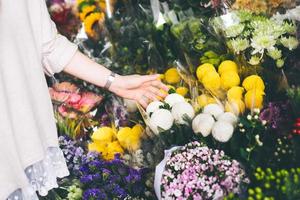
(105, 141, 124, 160)
(218, 60, 238, 75)
(227, 86, 244, 100)
(79, 5, 96, 21)
(84, 12, 105, 37)
(196, 63, 216, 81)
(167, 85, 176, 91)
(156, 74, 164, 81)
(98, 1, 106, 12)
(202, 71, 221, 91)
(225, 99, 245, 115)
(117, 127, 141, 151)
(220, 71, 240, 90)
(197, 94, 216, 108)
(91, 126, 115, 143)
(242, 75, 265, 91)
(244, 89, 265, 109)
(164, 68, 181, 84)
(132, 124, 144, 138)
(88, 142, 107, 155)
(176, 87, 189, 97)
(76, 0, 86, 6)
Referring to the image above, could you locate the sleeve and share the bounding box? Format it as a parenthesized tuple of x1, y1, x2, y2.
(40, 0, 78, 76)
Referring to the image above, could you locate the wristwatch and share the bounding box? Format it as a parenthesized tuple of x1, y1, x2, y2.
(104, 72, 116, 90)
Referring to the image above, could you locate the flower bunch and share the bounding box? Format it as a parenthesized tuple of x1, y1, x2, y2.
(76, 0, 110, 39)
(146, 93, 195, 135)
(192, 104, 238, 142)
(49, 81, 103, 118)
(79, 154, 147, 200)
(161, 141, 248, 199)
(161, 68, 190, 98)
(232, 0, 296, 15)
(59, 135, 99, 175)
(48, 0, 81, 39)
(196, 60, 266, 113)
(88, 124, 144, 160)
(246, 167, 300, 200)
(213, 10, 298, 68)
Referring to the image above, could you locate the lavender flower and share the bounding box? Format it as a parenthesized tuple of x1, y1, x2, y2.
(260, 101, 292, 130)
(79, 152, 147, 199)
(161, 141, 248, 199)
(83, 188, 107, 200)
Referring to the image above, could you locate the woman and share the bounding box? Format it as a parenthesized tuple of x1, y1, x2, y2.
(0, 0, 167, 199)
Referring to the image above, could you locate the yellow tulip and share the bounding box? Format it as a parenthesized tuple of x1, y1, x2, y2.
(227, 86, 245, 100)
(202, 71, 221, 91)
(91, 127, 116, 143)
(225, 99, 245, 115)
(176, 87, 189, 97)
(196, 63, 216, 81)
(164, 68, 181, 84)
(242, 75, 265, 91)
(218, 60, 238, 75)
(221, 71, 240, 90)
(244, 89, 265, 109)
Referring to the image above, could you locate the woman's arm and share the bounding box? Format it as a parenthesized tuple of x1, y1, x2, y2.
(63, 51, 168, 108)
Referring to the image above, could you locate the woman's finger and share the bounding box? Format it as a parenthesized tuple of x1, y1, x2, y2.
(143, 91, 158, 102)
(146, 86, 167, 98)
(142, 80, 169, 91)
(139, 74, 160, 83)
(138, 96, 148, 109)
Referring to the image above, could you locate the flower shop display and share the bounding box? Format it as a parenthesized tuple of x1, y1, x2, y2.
(43, 0, 300, 199)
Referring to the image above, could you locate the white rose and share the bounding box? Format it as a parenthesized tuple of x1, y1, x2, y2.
(217, 112, 238, 125)
(146, 101, 164, 115)
(192, 113, 215, 137)
(149, 109, 174, 135)
(212, 121, 234, 142)
(171, 102, 195, 124)
(203, 103, 224, 118)
(124, 99, 137, 113)
(164, 93, 185, 107)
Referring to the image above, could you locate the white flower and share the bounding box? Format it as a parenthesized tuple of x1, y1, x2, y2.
(164, 93, 185, 107)
(124, 99, 137, 113)
(251, 35, 276, 54)
(203, 104, 224, 118)
(267, 48, 282, 60)
(229, 38, 249, 54)
(225, 24, 245, 38)
(276, 59, 284, 68)
(212, 121, 234, 142)
(149, 109, 174, 135)
(217, 112, 238, 125)
(146, 101, 164, 115)
(171, 102, 195, 124)
(192, 113, 215, 137)
(248, 55, 261, 65)
(280, 36, 299, 50)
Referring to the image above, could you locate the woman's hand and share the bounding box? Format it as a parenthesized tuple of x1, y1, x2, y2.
(109, 74, 169, 108)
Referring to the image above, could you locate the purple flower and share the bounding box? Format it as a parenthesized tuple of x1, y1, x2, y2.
(161, 141, 248, 199)
(83, 188, 107, 200)
(260, 101, 292, 130)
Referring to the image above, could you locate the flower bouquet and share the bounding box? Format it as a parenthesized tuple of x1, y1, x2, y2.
(212, 10, 299, 71)
(155, 141, 249, 199)
(49, 81, 103, 139)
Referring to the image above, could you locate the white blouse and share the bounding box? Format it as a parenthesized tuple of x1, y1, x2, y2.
(0, 0, 78, 199)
